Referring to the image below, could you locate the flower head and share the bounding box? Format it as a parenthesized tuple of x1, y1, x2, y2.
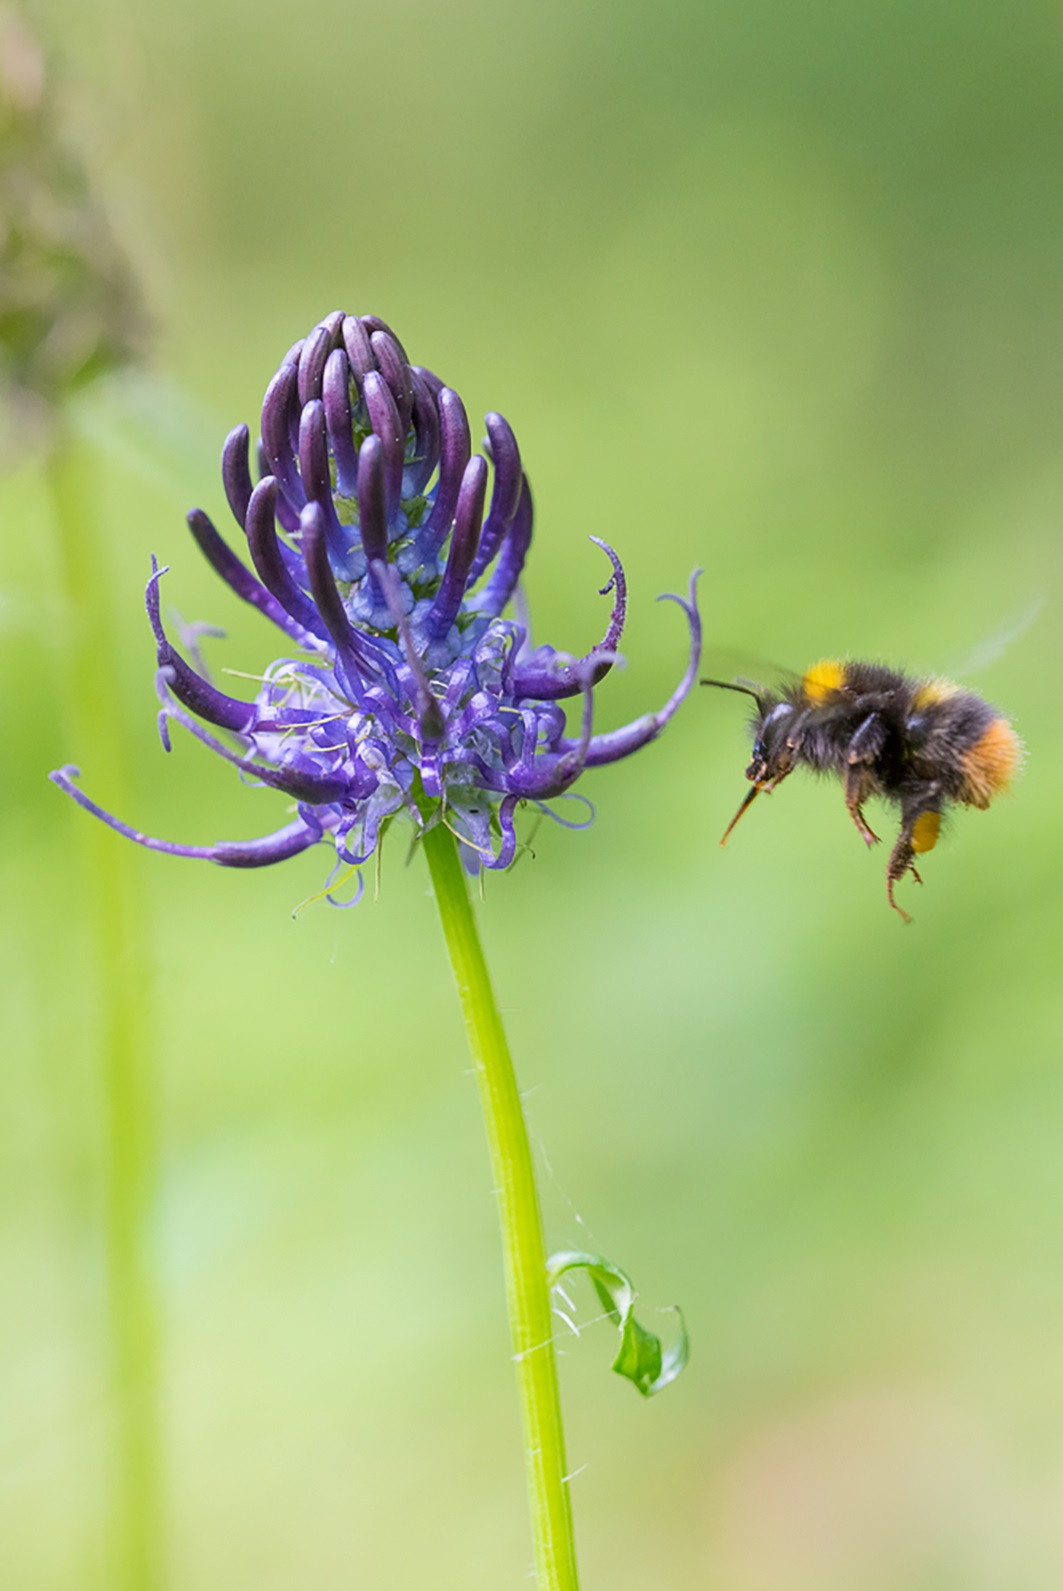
(52, 312, 701, 895)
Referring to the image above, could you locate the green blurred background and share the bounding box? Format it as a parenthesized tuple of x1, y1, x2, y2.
(3, 0, 1063, 1586)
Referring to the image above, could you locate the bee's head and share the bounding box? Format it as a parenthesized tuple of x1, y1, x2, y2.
(747, 700, 799, 787)
(701, 679, 802, 845)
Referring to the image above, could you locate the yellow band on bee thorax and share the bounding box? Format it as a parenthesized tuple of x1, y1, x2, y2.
(802, 659, 846, 704)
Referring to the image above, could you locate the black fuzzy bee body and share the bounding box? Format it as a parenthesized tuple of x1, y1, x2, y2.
(703, 659, 1020, 921)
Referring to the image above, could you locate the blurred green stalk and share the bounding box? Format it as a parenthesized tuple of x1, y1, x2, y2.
(423, 821, 579, 1591)
(48, 426, 164, 1590)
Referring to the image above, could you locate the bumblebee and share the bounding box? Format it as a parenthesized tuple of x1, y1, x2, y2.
(702, 659, 1021, 921)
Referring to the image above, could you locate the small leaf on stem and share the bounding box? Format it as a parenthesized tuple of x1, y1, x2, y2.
(546, 1251, 689, 1399)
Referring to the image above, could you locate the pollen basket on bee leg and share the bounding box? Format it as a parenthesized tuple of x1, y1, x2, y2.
(911, 811, 940, 854)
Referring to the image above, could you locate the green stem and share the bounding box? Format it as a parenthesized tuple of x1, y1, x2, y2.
(48, 423, 163, 1590)
(422, 822, 580, 1591)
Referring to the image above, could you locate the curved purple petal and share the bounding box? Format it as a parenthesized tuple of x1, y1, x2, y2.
(474, 473, 533, 616)
(362, 370, 404, 521)
(414, 364, 443, 398)
(50, 766, 324, 866)
(535, 792, 596, 830)
(298, 399, 351, 569)
(324, 863, 366, 909)
(572, 571, 702, 767)
(427, 455, 487, 639)
(468, 413, 522, 583)
(222, 424, 253, 529)
(299, 502, 393, 695)
(215, 822, 325, 867)
(145, 561, 256, 732)
(423, 386, 471, 552)
(405, 367, 441, 498)
(478, 794, 520, 871)
(299, 508, 370, 692)
(358, 435, 389, 572)
(341, 314, 375, 388)
(370, 330, 414, 437)
(186, 507, 310, 643)
(261, 359, 306, 513)
(245, 478, 329, 641)
(297, 313, 343, 406)
(322, 346, 360, 496)
(508, 538, 627, 698)
(505, 663, 597, 798)
(359, 313, 408, 362)
(156, 669, 352, 803)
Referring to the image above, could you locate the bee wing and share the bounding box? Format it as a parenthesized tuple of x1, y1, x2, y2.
(944, 595, 1044, 679)
(700, 648, 808, 714)
(699, 644, 794, 690)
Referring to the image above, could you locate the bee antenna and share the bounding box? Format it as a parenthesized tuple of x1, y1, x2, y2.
(700, 677, 763, 704)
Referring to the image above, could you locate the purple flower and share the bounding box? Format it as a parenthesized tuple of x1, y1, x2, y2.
(52, 312, 701, 895)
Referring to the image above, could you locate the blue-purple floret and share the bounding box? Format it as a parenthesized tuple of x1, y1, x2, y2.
(52, 312, 701, 890)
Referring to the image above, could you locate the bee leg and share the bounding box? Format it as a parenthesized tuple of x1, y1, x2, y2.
(844, 714, 885, 846)
(844, 764, 880, 846)
(885, 793, 941, 921)
(886, 830, 915, 922)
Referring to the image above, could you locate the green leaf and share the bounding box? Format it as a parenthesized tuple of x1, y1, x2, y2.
(546, 1250, 689, 1398)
